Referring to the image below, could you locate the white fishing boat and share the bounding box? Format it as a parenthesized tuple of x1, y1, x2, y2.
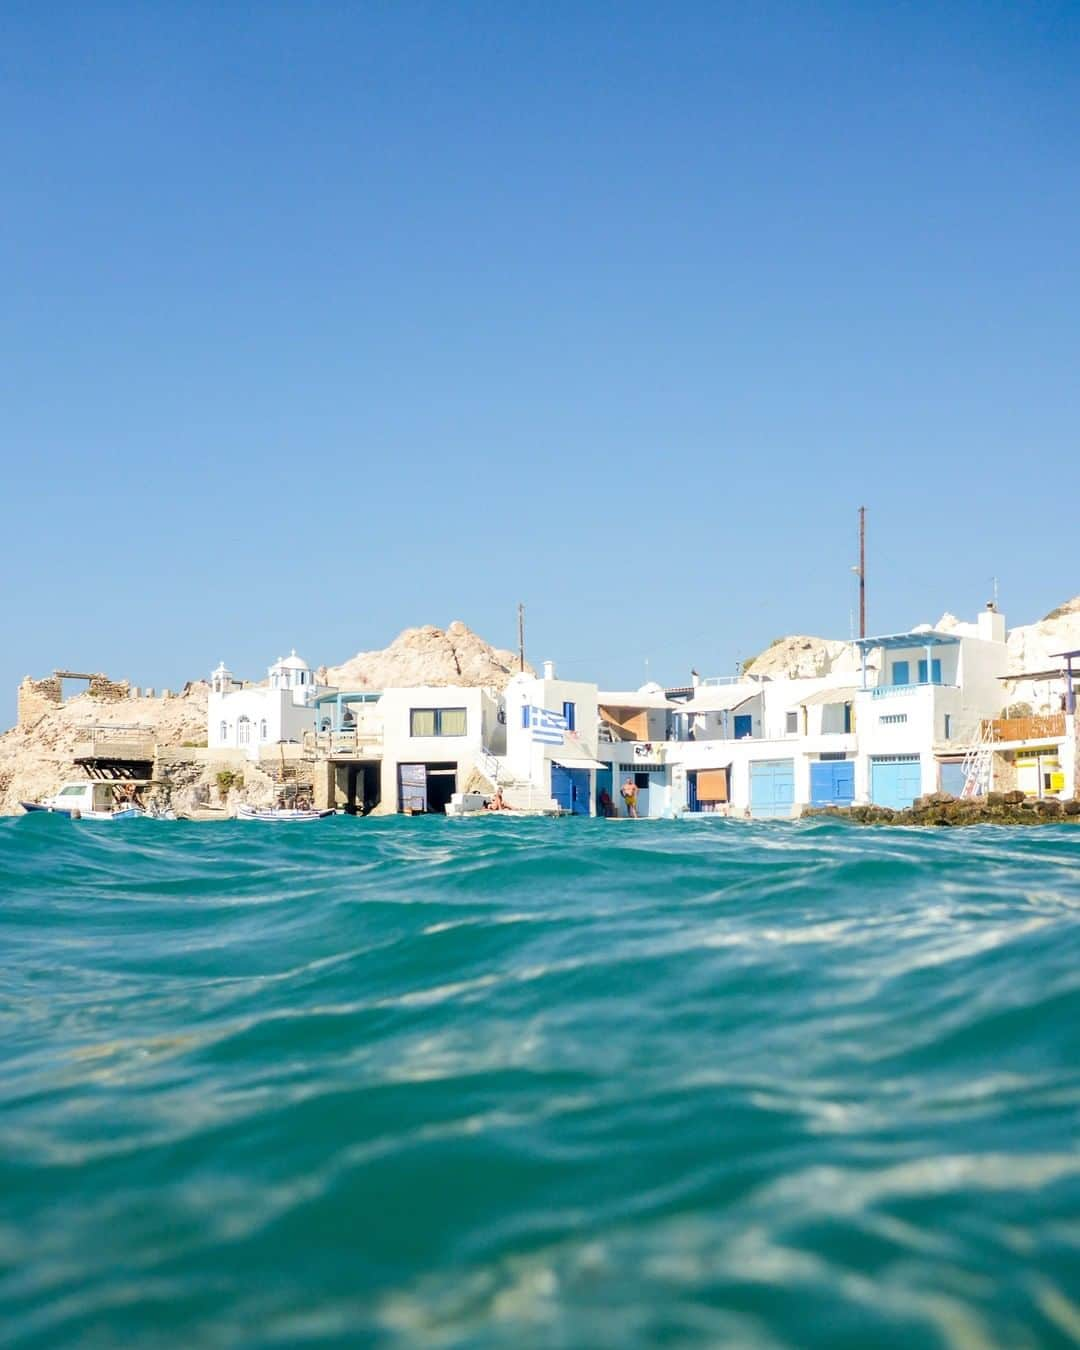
(21, 781, 154, 821)
(235, 803, 335, 822)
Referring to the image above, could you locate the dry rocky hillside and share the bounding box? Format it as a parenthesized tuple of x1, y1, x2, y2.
(0, 684, 209, 816)
(323, 620, 529, 690)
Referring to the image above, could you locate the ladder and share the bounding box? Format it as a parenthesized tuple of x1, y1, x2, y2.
(960, 720, 994, 798)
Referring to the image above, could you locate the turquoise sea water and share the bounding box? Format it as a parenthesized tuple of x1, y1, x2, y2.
(2, 814, 1079, 1348)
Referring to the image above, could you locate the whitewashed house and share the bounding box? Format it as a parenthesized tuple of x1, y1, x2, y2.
(207, 652, 323, 761)
(501, 663, 604, 813)
(594, 605, 1015, 819)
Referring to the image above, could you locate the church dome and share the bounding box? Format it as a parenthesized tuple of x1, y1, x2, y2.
(273, 649, 309, 672)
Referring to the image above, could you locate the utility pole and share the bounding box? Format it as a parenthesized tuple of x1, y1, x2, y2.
(858, 505, 867, 640)
(517, 602, 525, 673)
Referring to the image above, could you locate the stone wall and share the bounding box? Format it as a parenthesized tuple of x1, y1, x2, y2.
(16, 675, 63, 726)
(992, 750, 1018, 792)
(87, 675, 130, 702)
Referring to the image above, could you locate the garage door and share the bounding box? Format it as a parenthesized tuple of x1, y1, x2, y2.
(750, 759, 795, 819)
(939, 761, 966, 796)
(810, 760, 855, 806)
(551, 765, 591, 815)
(871, 755, 922, 809)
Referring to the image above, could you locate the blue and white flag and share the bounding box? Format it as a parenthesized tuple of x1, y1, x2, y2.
(525, 705, 567, 745)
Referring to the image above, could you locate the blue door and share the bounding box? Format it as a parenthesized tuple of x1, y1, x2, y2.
(939, 761, 966, 796)
(810, 760, 855, 806)
(733, 714, 753, 739)
(551, 765, 591, 815)
(871, 756, 922, 808)
(750, 759, 795, 818)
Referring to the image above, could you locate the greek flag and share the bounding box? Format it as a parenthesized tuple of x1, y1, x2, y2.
(526, 705, 567, 745)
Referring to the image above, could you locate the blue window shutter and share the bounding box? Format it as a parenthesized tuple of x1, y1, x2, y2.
(521, 706, 530, 729)
(892, 661, 910, 686)
(918, 659, 943, 684)
(562, 701, 576, 731)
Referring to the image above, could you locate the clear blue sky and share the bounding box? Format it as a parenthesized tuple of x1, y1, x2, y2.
(2, 1, 1077, 716)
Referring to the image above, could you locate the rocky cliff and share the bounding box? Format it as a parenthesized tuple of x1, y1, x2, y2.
(323, 620, 529, 691)
(742, 636, 860, 680)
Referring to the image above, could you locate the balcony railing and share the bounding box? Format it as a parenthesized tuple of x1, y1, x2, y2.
(868, 682, 953, 699)
(304, 729, 384, 756)
(982, 714, 1066, 744)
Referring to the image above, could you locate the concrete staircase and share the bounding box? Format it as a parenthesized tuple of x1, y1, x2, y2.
(474, 747, 557, 812)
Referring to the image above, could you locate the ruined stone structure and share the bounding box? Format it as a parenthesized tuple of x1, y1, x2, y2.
(16, 675, 63, 726)
(16, 671, 129, 727)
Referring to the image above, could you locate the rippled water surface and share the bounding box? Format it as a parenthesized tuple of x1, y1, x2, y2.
(2, 814, 1079, 1347)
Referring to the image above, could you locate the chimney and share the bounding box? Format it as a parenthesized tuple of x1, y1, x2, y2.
(691, 668, 701, 688)
(977, 602, 1006, 644)
(542, 660, 555, 680)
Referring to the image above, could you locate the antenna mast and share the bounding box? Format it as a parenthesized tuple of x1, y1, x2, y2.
(858, 506, 867, 639)
(517, 602, 525, 673)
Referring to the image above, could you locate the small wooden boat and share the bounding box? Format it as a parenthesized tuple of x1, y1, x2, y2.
(235, 803, 335, 822)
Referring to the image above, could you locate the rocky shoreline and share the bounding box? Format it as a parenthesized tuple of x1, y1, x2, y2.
(807, 791, 1080, 827)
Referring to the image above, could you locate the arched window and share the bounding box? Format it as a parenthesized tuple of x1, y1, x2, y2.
(260, 719, 268, 741)
(320, 717, 331, 732)
(238, 716, 250, 745)
(219, 721, 227, 741)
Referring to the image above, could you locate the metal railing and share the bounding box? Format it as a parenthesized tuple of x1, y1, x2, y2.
(868, 682, 955, 700)
(304, 729, 384, 756)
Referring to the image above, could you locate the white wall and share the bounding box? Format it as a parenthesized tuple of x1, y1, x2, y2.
(376, 686, 496, 811)
(504, 672, 600, 793)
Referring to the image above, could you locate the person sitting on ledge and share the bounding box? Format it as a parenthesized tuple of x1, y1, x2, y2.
(486, 788, 509, 811)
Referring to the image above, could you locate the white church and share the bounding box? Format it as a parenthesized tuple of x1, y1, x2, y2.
(207, 651, 323, 760)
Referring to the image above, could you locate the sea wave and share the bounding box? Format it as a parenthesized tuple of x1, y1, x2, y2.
(1, 814, 1078, 1346)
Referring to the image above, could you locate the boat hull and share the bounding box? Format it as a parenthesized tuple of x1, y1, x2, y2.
(20, 802, 145, 821)
(235, 805, 335, 822)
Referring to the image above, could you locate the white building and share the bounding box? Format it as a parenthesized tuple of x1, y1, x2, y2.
(207, 652, 323, 761)
(595, 605, 1017, 819)
(501, 663, 604, 813)
(376, 684, 502, 813)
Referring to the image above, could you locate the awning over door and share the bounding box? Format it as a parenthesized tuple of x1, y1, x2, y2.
(676, 685, 762, 716)
(552, 755, 606, 771)
(799, 684, 859, 707)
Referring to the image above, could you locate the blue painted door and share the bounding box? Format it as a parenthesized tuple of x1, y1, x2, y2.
(939, 761, 966, 796)
(917, 658, 943, 684)
(551, 766, 591, 814)
(871, 756, 922, 808)
(733, 714, 753, 739)
(810, 760, 855, 806)
(750, 759, 795, 818)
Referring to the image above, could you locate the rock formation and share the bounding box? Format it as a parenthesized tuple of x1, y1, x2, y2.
(323, 620, 529, 691)
(1006, 596, 1080, 676)
(0, 684, 208, 817)
(742, 635, 859, 680)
